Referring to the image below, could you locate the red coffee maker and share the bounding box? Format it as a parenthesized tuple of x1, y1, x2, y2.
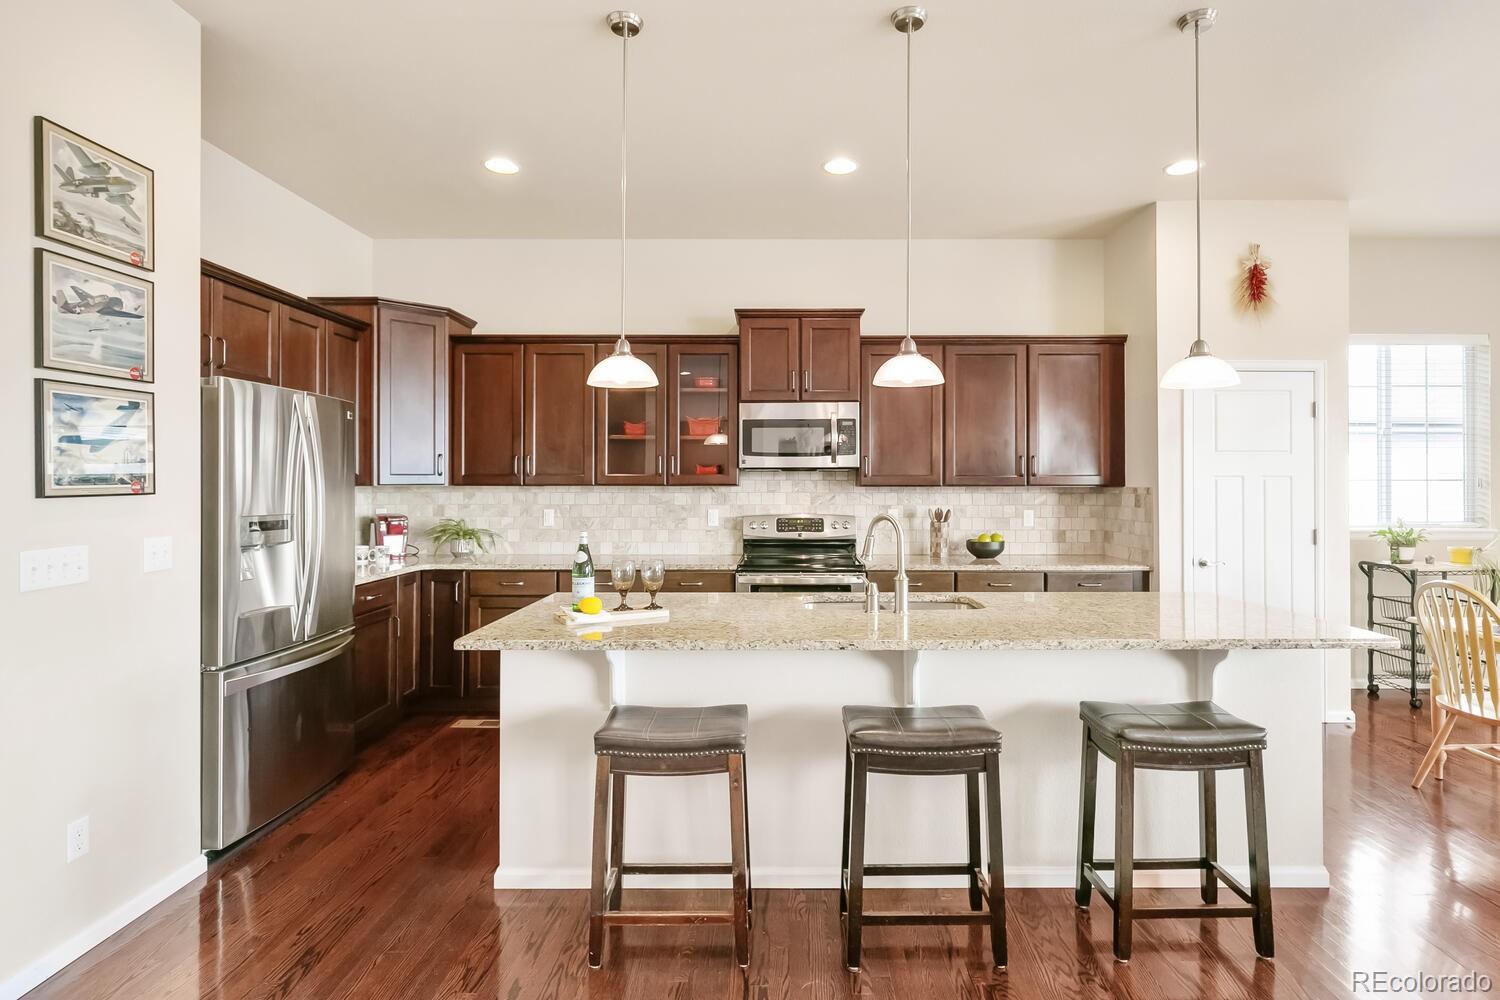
(373, 514, 410, 564)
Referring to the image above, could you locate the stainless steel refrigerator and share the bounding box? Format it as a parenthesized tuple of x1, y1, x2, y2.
(201, 377, 356, 850)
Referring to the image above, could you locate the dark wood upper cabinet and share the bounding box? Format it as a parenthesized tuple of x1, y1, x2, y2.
(596, 343, 667, 486)
(208, 278, 278, 384)
(860, 342, 943, 486)
(1026, 342, 1124, 487)
(452, 342, 524, 486)
(524, 343, 595, 486)
(737, 314, 800, 401)
(323, 319, 372, 486)
(943, 343, 1027, 486)
(668, 343, 738, 485)
(737, 309, 862, 402)
(277, 303, 324, 393)
(800, 316, 861, 400)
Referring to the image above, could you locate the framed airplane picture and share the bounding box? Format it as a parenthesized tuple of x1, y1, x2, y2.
(36, 249, 154, 382)
(35, 117, 154, 270)
(35, 379, 156, 498)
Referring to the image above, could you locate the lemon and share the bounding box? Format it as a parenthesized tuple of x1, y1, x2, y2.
(578, 596, 604, 615)
(992, 532, 1004, 541)
(582, 631, 604, 641)
(976, 533, 993, 543)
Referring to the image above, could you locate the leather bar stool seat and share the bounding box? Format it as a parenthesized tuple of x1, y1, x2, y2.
(595, 704, 750, 756)
(1079, 700, 1267, 752)
(842, 704, 1004, 755)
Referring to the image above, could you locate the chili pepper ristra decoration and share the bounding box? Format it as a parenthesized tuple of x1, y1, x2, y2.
(1235, 243, 1273, 315)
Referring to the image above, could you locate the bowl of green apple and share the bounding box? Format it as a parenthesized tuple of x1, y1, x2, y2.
(965, 532, 1006, 559)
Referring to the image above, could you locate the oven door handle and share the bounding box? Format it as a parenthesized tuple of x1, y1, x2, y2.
(735, 573, 869, 588)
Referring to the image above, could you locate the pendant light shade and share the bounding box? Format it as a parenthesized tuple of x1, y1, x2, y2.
(1160, 8, 1238, 392)
(588, 10, 658, 391)
(873, 6, 943, 389)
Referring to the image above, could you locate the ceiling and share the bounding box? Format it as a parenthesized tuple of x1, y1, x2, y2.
(181, 0, 1500, 239)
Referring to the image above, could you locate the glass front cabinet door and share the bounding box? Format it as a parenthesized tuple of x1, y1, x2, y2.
(668, 344, 738, 486)
(595, 343, 667, 485)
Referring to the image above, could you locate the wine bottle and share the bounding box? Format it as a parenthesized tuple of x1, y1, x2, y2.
(571, 531, 595, 601)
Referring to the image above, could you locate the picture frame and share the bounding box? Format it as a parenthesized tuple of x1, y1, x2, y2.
(35, 117, 154, 271)
(35, 248, 154, 382)
(35, 379, 156, 498)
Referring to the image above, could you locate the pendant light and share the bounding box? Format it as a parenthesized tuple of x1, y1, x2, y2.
(873, 6, 944, 388)
(1160, 8, 1239, 391)
(588, 10, 659, 390)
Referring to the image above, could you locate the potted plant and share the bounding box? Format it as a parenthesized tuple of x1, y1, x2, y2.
(427, 518, 495, 560)
(1371, 519, 1426, 564)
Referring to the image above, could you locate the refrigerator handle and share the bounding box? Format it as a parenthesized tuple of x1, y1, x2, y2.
(287, 401, 310, 640)
(301, 396, 327, 641)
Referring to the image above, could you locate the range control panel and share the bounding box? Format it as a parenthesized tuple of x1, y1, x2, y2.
(742, 514, 858, 539)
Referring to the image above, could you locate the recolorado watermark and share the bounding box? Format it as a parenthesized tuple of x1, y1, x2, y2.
(1352, 971, 1493, 994)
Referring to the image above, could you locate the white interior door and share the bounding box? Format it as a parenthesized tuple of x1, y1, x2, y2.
(1190, 370, 1317, 614)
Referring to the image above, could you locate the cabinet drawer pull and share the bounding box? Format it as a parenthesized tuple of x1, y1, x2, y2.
(1016, 454, 1023, 477)
(1077, 581, 1104, 588)
(360, 593, 379, 601)
(657, 454, 663, 475)
(678, 581, 705, 587)
(788, 369, 795, 391)
(395, 616, 401, 637)
(909, 582, 924, 588)
(987, 582, 1013, 588)
(499, 580, 526, 587)
(671, 455, 679, 475)
(1029, 454, 1036, 477)
(862, 457, 870, 477)
(513, 455, 520, 477)
(437, 453, 444, 477)
(804, 369, 811, 392)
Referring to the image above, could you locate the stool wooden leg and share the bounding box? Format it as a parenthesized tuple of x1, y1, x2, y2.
(1198, 768, 1218, 905)
(966, 771, 983, 911)
(608, 771, 626, 912)
(741, 754, 753, 920)
(1112, 751, 1136, 962)
(587, 755, 612, 968)
(1244, 750, 1275, 958)
(1075, 727, 1098, 907)
(727, 753, 750, 968)
(983, 751, 1008, 969)
(844, 753, 869, 971)
(839, 747, 852, 916)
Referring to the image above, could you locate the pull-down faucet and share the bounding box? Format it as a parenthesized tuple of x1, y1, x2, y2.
(860, 513, 909, 615)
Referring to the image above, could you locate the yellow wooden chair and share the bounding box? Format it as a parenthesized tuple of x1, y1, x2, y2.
(1412, 580, 1500, 788)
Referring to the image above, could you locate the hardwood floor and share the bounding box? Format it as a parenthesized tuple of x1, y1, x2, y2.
(26, 697, 1500, 999)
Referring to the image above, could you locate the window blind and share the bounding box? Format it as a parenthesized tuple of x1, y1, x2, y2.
(1349, 338, 1490, 528)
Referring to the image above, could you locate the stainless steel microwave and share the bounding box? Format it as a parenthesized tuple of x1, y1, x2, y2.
(739, 401, 859, 470)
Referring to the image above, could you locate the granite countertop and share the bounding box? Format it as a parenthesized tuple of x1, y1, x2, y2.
(1360, 560, 1482, 575)
(454, 591, 1396, 653)
(356, 551, 1150, 585)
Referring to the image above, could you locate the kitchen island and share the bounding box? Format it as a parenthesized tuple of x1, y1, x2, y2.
(456, 592, 1393, 892)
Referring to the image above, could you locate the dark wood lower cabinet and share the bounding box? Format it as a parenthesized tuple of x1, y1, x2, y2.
(465, 595, 536, 705)
(421, 570, 467, 703)
(352, 581, 400, 746)
(396, 572, 420, 701)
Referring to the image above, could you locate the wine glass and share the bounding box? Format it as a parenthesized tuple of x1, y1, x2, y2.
(640, 559, 666, 610)
(610, 558, 636, 611)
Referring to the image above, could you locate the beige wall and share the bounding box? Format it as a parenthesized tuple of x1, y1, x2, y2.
(1346, 238, 1500, 687)
(0, 2, 203, 995)
(201, 141, 373, 297)
(1102, 206, 1160, 499)
(1153, 201, 1353, 715)
(373, 238, 1104, 335)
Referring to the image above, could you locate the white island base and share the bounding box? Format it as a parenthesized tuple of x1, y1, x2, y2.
(492, 645, 1330, 891)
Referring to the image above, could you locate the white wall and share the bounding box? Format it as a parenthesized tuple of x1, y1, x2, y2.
(0, 2, 204, 995)
(1346, 238, 1500, 686)
(202, 141, 373, 297)
(1153, 201, 1353, 716)
(1103, 206, 1160, 499)
(373, 238, 1103, 335)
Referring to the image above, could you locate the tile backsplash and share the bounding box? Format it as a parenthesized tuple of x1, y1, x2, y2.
(358, 472, 1153, 565)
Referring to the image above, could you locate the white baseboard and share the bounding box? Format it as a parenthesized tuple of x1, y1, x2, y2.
(0, 855, 207, 1000)
(494, 864, 1329, 891)
(1325, 709, 1356, 726)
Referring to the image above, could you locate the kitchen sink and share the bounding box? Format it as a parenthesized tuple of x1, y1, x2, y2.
(801, 596, 983, 612)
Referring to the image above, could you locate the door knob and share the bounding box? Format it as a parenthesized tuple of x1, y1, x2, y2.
(1196, 558, 1226, 568)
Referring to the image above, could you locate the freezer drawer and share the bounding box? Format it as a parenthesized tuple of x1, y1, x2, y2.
(202, 629, 355, 850)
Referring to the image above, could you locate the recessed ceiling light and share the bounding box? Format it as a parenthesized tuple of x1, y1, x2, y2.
(1164, 158, 1202, 176)
(484, 157, 520, 175)
(823, 157, 858, 175)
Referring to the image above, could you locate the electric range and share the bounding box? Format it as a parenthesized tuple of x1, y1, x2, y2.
(734, 513, 868, 593)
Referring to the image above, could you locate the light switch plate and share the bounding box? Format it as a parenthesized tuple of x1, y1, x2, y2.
(707, 509, 720, 528)
(19, 545, 89, 592)
(543, 509, 556, 528)
(143, 536, 173, 572)
(1023, 509, 1035, 528)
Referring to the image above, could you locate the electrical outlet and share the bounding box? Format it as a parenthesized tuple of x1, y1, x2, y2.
(19, 545, 89, 592)
(66, 816, 89, 862)
(143, 536, 173, 573)
(1023, 509, 1035, 528)
(543, 509, 556, 528)
(707, 509, 720, 528)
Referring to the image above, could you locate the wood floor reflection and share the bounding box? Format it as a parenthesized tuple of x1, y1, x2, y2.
(25, 697, 1500, 999)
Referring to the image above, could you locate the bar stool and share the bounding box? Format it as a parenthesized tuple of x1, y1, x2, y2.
(587, 704, 752, 968)
(840, 705, 1006, 971)
(1075, 700, 1274, 962)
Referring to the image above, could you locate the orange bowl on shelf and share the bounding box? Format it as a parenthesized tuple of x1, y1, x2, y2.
(685, 417, 721, 437)
(695, 464, 721, 476)
(621, 420, 647, 437)
(693, 376, 720, 388)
